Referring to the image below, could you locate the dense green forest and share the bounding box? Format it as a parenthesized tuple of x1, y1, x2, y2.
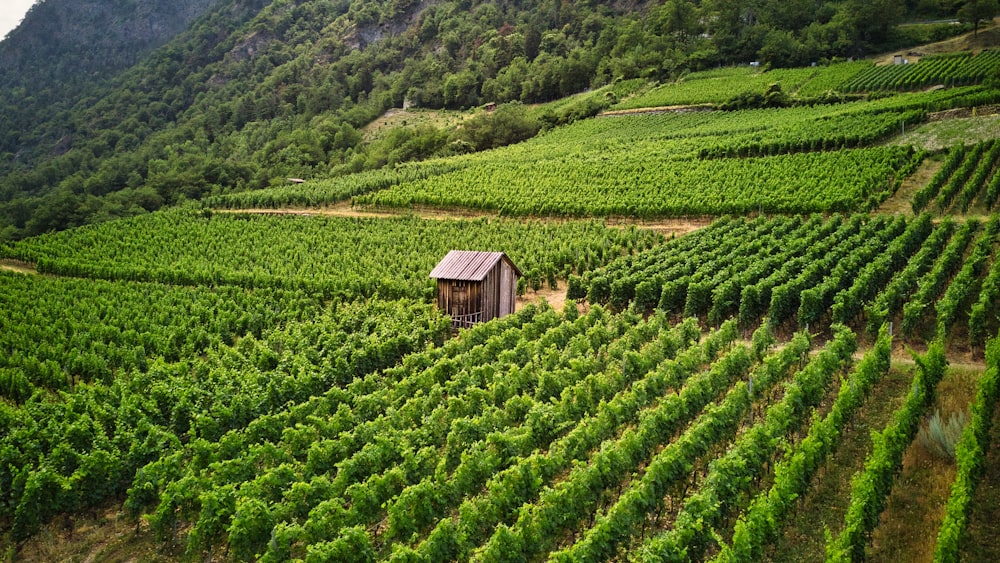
(0, 0, 994, 240)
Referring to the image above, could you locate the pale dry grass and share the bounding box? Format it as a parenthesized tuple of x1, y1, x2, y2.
(216, 204, 714, 237)
(0, 259, 38, 275)
(876, 157, 944, 215)
(871, 17, 1000, 65)
(867, 365, 980, 563)
(10, 506, 175, 563)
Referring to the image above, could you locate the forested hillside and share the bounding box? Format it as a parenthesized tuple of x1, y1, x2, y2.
(0, 0, 989, 240)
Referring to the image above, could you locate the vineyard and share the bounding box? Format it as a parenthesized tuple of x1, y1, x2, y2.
(3, 203, 1000, 561)
(609, 65, 836, 110)
(601, 49, 1000, 112)
(843, 50, 1000, 93)
(5, 40, 1000, 563)
(912, 139, 1000, 214)
(211, 86, 999, 215)
(1, 210, 659, 300)
(356, 147, 917, 217)
(573, 213, 1000, 345)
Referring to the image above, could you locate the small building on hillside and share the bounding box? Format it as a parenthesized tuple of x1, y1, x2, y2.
(430, 250, 522, 329)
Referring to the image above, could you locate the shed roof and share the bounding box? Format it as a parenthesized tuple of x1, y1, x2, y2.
(429, 250, 523, 281)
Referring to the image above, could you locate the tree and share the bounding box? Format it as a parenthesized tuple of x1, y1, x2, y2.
(759, 29, 803, 67)
(836, 0, 904, 52)
(958, 0, 999, 37)
(457, 103, 541, 151)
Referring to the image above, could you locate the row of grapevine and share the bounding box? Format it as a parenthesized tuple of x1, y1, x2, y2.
(2, 297, 453, 541)
(842, 50, 1000, 93)
(772, 216, 907, 328)
(826, 340, 949, 561)
(913, 139, 1000, 214)
(403, 321, 752, 561)
(359, 312, 689, 554)
(397, 320, 741, 560)
(0, 210, 659, 300)
(714, 325, 893, 562)
(901, 219, 982, 337)
(205, 162, 464, 210)
(574, 215, 791, 312)
(121, 302, 569, 553)
(356, 147, 916, 217)
(0, 272, 322, 400)
(579, 214, 847, 316)
(969, 252, 1000, 348)
(463, 325, 790, 562)
(830, 214, 934, 325)
(611, 66, 821, 109)
(957, 140, 1000, 212)
(866, 218, 956, 334)
(934, 216, 1000, 338)
(126, 305, 697, 559)
(546, 329, 815, 562)
(579, 213, 998, 344)
(697, 110, 925, 160)
(933, 333, 1000, 561)
(605, 59, 973, 109)
(634, 326, 857, 561)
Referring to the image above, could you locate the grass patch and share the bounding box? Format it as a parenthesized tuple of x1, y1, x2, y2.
(866, 365, 979, 561)
(9, 505, 175, 563)
(770, 365, 914, 562)
(876, 155, 943, 216)
(890, 114, 1000, 152)
(362, 107, 468, 142)
(959, 393, 1000, 561)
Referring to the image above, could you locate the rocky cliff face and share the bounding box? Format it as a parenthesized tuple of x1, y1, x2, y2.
(0, 0, 220, 81)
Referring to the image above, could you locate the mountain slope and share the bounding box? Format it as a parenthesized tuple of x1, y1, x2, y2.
(0, 0, 983, 240)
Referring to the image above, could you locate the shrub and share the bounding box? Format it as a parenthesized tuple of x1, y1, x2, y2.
(918, 409, 967, 461)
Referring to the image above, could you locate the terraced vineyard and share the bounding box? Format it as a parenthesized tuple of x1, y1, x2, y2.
(212, 87, 997, 215)
(2, 210, 659, 299)
(843, 50, 1000, 93)
(5, 47, 1000, 563)
(3, 202, 999, 560)
(574, 213, 1000, 343)
(912, 139, 1000, 214)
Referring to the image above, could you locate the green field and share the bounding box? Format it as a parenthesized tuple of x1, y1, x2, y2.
(5, 47, 1000, 563)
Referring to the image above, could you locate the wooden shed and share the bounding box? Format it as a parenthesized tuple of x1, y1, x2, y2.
(429, 251, 522, 329)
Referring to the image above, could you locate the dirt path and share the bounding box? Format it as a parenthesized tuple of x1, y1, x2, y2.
(876, 158, 941, 215)
(0, 259, 38, 275)
(215, 203, 713, 237)
(598, 104, 716, 117)
(516, 280, 579, 314)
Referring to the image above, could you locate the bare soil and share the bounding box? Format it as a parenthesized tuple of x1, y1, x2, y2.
(877, 157, 943, 215)
(867, 365, 980, 562)
(0, 259, 38, 275)
(215, 203, 714, 237)
(11, 506, 174, 563)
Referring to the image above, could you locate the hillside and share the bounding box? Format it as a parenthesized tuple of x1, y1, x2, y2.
(3, 2, 1000, 562)
(0, 0, 232, 180)
(0, 0, 988, 240)
(0, 0, 221, 77)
